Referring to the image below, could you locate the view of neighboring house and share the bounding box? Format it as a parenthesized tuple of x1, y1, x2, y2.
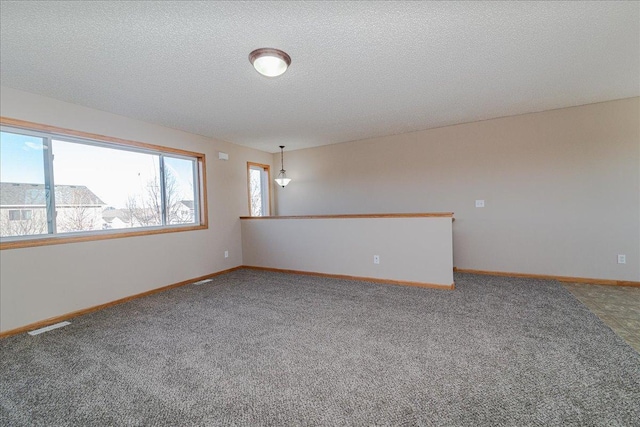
(1, 182, 197, 237)
(101, 200, 195, 229)
(0, 182, 105, 237)
(175, 200, 195, 224)
(101, 208, 133, 229)
(0, 181, 197, 237)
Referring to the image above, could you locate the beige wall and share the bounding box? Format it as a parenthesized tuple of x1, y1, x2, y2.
(274, 98, 640, 282)
(0, 87, 274, 332)
(2, 89, 637, 332)
(241, 217, 454, 286)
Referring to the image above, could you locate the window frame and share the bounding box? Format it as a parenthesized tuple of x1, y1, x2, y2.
(0, 117, 208, 250)
(246, 162, 271, 217)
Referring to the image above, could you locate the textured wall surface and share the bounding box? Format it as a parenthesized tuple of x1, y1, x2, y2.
(274, 98, 640, 282)
(0, 87, 274, 333)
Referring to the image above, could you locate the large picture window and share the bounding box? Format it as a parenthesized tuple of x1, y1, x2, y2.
(0, 118, 206, 249)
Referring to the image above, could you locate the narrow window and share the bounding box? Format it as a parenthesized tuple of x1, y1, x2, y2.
(247, 162, 271, 216)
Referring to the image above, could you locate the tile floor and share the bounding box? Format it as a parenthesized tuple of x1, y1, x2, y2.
(563, 282, 640, 353)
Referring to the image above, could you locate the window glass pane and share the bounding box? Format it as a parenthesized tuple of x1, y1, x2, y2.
(0, 131, 49, 237)
(249, 168, 263, 216)
(52, 139, 161, 233)
(164, 156, 197, 225)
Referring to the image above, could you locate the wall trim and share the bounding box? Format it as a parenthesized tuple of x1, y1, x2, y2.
(243, 265, 455, 291)
(0, 266, 242, 339)
(453, 267, 640, 287)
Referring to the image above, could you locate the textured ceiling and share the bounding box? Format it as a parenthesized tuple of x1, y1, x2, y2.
(1, 1, 638, 153)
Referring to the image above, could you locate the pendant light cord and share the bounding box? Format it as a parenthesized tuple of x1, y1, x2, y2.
(280, 145, 285, 172)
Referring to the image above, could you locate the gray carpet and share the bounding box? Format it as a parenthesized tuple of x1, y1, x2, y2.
(1, 270, 639, 426)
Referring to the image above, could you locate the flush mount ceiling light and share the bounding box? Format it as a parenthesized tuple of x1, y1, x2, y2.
(249, 48, 291, 77)
(275, 145, 291, 188)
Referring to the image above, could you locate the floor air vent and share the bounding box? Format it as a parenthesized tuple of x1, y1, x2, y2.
(192, 279, 213, 286)
(28, 321, 71, 336)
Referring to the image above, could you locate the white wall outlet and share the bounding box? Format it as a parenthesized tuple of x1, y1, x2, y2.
(617, 254, 626, 264)
(475, 200, 485, 208)
(224, 250, 229, 258)
(373, 255, 380, 264)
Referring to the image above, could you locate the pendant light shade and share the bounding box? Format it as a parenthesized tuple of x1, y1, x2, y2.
(275, 145, 291, 188)
(249, 48, 291, 77)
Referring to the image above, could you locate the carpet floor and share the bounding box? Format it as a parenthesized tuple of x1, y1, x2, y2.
(1, 270, 639, 426)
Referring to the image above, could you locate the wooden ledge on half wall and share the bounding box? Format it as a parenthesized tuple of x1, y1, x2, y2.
(240, 212, 455, 220)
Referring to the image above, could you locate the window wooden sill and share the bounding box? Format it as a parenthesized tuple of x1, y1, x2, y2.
(0, 224, 207, 250)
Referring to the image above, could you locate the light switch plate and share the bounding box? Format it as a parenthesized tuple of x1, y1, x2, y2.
(475, 200, 485, 208)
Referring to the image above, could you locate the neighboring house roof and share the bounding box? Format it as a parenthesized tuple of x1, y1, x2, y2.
(102, 207, 162, 224)
(101, 208, 131, 224)
(0, 182, 105, 207)
(179, 200, 194, 209)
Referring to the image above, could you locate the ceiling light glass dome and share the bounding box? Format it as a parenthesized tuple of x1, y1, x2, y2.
(249, 48, 291, 77)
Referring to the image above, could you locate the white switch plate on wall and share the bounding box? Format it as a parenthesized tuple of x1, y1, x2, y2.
(475, 200, 485, 208)
(373, 255, 380, 264)
(618, 254, 626, 264)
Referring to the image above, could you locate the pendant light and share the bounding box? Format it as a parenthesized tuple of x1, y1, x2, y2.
(275, 145, 291, 188)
